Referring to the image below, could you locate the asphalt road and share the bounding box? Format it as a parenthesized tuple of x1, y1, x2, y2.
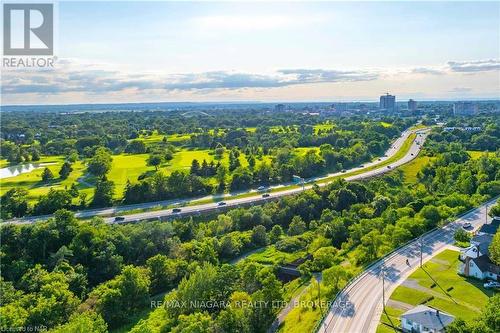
(317, 197, 498, 333)
(4, 128, 428, 225)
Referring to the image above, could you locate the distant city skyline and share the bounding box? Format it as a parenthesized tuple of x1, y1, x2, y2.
(2, 1, 499, 105)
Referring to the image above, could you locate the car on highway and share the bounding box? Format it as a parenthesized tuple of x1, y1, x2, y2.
(378, 158, 382, 161)
(484, 281, 500, 289)
(341, 169, 346, 173)
(172, 208, 182, 213)
(217, 201, 227, 206)
(411, 153, 414, 156)
(387, 165, 392, 169)
(359, 165, 364, 168)
(262, 193, 270, 198)
(257, 186, 267, 191)
(462, 222, 472, 229)
(114, 216, 125, 222)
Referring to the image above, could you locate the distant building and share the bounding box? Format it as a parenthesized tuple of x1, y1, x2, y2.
(400, 305, 455, 333)
(332, 103, 348, 112)
(408, 99, 417, 112)
(453, 102, 478, 116)
(379, 93, 396, 111)
(274, 104, 285, 112)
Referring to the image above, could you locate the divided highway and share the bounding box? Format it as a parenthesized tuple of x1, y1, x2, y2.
(317, 197, 498, 333)
(4, 128, 428, 225)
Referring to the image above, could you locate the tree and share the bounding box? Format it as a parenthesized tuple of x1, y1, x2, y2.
(288, 216, 306, 236)
(489, 230, 500, 265)
(42, 167, 54, 181)
(214, 146, 225, 160)
(146, 255, 187, 294)
(454, 228, 471, 243)
(330, 188, 357, 211)
(269, 225, 284, 243)
(323, 265, 348, 292)
(125, 140, 147, 154)
(59, 162, 73, 179)
(50, 312, 107, 333)
(190, 159, 200, 175)
(88, 148, 112, 178)
(87, 266, 150, 328)
(91, 179, 115, 207)
(0, 188, 29, 219)
(229, 151, 241, 172)
(229, 168, 253, 191)
(147, 154, 163, 171)
(34, 189, 72, 215)
(251, 225, 269, 246)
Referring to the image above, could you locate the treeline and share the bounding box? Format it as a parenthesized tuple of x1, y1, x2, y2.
(1, 139, 499, 332)
(0, 111, 411, 162)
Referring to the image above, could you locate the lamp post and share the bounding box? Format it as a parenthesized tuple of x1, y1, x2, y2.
(486, 204, 488, 225)
(420, 236, 423, 268)
(380, 266, 385, 311)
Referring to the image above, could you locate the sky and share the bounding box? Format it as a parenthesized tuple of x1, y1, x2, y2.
(2, 1, 500, 105)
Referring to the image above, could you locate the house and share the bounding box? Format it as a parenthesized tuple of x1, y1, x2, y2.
(458, 217, 499, 280)
(460, 255, 500, 281)
(400, 305, 455, 333)
(459, 234, 492, 261)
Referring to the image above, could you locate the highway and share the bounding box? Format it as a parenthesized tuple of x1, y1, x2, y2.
(4, 128, 428, 225)
(317, 197, 498, 333)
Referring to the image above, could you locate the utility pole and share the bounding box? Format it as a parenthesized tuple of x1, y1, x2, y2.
(420, 236, 423, 268)
(381, 266, 385, 310)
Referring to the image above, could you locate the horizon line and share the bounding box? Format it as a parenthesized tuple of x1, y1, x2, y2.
(2, 97, 500, 109)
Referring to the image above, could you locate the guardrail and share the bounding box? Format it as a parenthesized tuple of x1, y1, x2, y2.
(312, 195, 499, 333)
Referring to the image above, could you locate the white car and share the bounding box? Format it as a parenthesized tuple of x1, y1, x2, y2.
(462, 222, 472, 229)
(483, 281, 500, 289)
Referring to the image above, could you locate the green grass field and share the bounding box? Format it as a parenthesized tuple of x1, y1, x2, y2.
(376, 249, 494, 332)
(244, 245, 307, 265)
(0, 156, 89, 203)
(398, 155, 432, 183)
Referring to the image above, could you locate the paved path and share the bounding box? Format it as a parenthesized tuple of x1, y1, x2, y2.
(317, 197, 498, 333)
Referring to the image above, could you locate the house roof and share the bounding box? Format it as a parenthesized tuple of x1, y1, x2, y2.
(401, 305, 455, 330)
(478, 219, 500, 235)
(472, 255, 500, 275)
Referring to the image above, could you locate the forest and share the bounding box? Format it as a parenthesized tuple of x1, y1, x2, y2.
(1, 120, 499, 332)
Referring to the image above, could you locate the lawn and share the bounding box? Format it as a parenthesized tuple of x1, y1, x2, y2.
(0, 156, 88, 203)
(398, 155, 432, 183)
(245, 245, 306, 265)
(107, 154, 155, 198)
(377, 249, 495, 332)
(279, 280, 331, 333)
(377, 306, 404, 333)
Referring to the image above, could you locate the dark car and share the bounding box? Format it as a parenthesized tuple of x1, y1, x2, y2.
(387, 165, 392, 169)
(172, 208, 182, 213)
(262, 193, 270, 198)
(341, 169, 346, 173)
(114, 216, 125, 222)
(217, 201, 227, 206)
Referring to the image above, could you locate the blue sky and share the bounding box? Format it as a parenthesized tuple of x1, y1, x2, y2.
(2, 1, 499, 104)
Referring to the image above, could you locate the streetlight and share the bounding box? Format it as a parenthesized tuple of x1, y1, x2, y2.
(420, 236, 423, 268)
(380, 265, 386, 311)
